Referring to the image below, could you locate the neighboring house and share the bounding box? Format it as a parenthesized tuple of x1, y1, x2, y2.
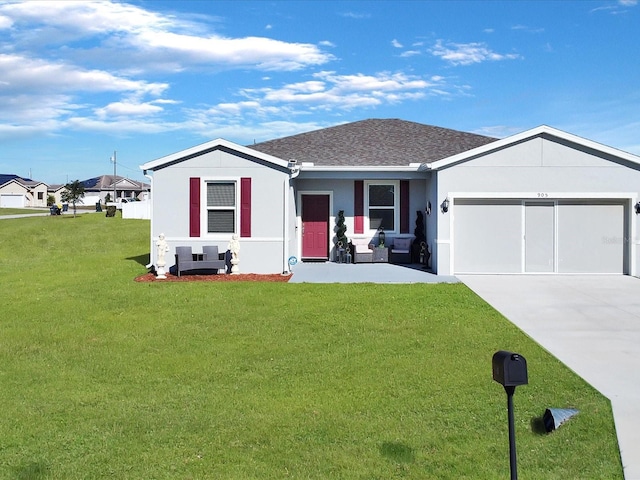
(47, 184, 66, 205)
(0, 174, 48, 208)
(141, 119, 640, 276)
(80, 175, 150, 204)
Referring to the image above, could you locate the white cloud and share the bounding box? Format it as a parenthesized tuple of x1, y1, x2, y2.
(0, 1, 334, 72)
(0, 54, 167, 96)
(0, 52, 169, 131)
(591, 0, 637, 13)
(0, 93, 78, 123)
(220, 71, 446, 115)
(400, 50, 421, 58)
(339, 12, 371, 19)
(430, 40, 522, 66)
(473, 125, 523, 138)
(511, 24, 545, 33)
(94, 101, 164, 119)
(0, 14, 12, 29)
(132, 30, 332, 71)
(392, 39, 403, 48)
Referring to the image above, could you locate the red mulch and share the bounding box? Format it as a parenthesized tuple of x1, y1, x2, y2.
(135, 272, 292, 283)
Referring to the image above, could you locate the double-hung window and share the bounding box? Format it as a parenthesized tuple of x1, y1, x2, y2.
(367, 181, 398, 232)
(206, 181, 236, 233)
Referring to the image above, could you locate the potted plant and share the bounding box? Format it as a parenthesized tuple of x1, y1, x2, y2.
(335, 210, 348, 262)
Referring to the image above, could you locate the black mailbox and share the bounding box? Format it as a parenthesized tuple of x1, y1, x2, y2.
(492, 350, 528, 387)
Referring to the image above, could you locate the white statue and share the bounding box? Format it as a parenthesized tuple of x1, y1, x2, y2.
(228, 234, 240, 274)
(156, 233, 169, 279)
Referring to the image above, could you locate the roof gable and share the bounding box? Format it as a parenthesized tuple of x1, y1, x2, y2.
(141, 138, 291, 172)
(248, 119, 497, 167)
(0, 174, 33, 187)
(426, 125, 640, 170)
(0, 179, 29, 191)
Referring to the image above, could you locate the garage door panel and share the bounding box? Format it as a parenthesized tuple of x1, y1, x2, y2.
(454, 200, 522, 273)
(525, 202, 554, 272)
(557, 203, 625, 274)
(0, 194, 25, 208)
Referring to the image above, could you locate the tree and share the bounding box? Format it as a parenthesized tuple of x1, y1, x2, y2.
(60, 180, 85, 217)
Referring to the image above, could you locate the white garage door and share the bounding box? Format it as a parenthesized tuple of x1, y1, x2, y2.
(453, 199, 626, 274)
(0, 194, 25, 208)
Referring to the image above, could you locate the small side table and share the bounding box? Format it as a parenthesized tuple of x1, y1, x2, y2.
(372, 247, 388, 263)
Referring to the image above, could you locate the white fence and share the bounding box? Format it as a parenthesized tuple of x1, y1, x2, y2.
(122, 200, 151, 219)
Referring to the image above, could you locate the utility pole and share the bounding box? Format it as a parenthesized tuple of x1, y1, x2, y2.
(111, 151, 117, 203)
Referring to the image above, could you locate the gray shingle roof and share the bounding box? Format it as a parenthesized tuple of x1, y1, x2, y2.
(247, 119, 497, 167)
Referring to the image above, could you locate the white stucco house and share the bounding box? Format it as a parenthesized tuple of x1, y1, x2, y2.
(141, 119, 640, 276)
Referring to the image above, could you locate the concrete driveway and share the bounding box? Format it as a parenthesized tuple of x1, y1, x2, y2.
(459, 275, 640, 480)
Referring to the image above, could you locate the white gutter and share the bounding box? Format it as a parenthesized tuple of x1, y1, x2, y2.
(143, 169, 154, 269)
(298, 165, 421, 172)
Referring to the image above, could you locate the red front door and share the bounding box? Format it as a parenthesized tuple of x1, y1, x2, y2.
(302, 194, 329, 259)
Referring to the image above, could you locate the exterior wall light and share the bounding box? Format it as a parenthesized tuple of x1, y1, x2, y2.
(426, 201, 432, 216)
(635, 202, 640, 214)
(441, 197, 450, 213)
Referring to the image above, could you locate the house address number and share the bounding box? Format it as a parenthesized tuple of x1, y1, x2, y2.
(536, 193, 549, 198)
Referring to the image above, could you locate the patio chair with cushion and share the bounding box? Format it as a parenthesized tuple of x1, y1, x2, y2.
(391, 237, 413, 264)
(352, 238, 374, 263)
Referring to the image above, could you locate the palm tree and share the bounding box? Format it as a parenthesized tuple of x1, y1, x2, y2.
(60, 180, 85, 217)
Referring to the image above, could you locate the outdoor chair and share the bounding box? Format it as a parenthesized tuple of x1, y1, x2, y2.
(391, 237, 413, 264)
(352, 238, 374, 263)
(202, 246, 226, 271)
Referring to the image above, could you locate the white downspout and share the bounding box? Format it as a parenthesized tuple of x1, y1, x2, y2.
(283, 165, 300, 274)
(143, 170, 154, 269)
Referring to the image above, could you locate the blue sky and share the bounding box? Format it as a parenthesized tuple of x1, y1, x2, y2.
(0, 0, 638, 184)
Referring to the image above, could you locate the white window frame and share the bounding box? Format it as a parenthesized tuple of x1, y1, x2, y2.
(365, 180, 399, 234)
(201, 178, 239, 237)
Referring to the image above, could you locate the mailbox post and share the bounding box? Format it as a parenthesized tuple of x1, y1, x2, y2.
(492, 351, 528, 480)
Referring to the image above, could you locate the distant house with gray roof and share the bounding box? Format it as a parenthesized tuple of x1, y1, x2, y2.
(141, 118, 640, 277)
(0, 174, 48, 208)
(80, 175, 150, 204)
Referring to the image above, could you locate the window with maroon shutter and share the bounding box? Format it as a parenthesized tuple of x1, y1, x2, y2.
(400, 180, 410, 234)
(354, 180, 364, 234)
(240, 177, 251, 237)
(189, 177, 200, 237)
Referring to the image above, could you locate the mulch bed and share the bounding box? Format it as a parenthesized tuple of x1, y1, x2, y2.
(135, 272, 292, 283)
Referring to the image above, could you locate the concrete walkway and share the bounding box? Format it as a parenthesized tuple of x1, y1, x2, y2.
(0, 209, 96, 219)
(289, 261, 458, 284)
(459, 275, 640, 480)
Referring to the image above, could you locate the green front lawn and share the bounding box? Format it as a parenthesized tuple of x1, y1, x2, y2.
(0, 207, 49, 216)
(0, 214, 622, 479)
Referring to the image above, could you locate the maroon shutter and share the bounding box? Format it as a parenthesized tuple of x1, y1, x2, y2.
(189, 177, 200, 237)
(400, 180, 410, 234)
(354, 180, 364, 234)
(240, 177, 251, 237)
